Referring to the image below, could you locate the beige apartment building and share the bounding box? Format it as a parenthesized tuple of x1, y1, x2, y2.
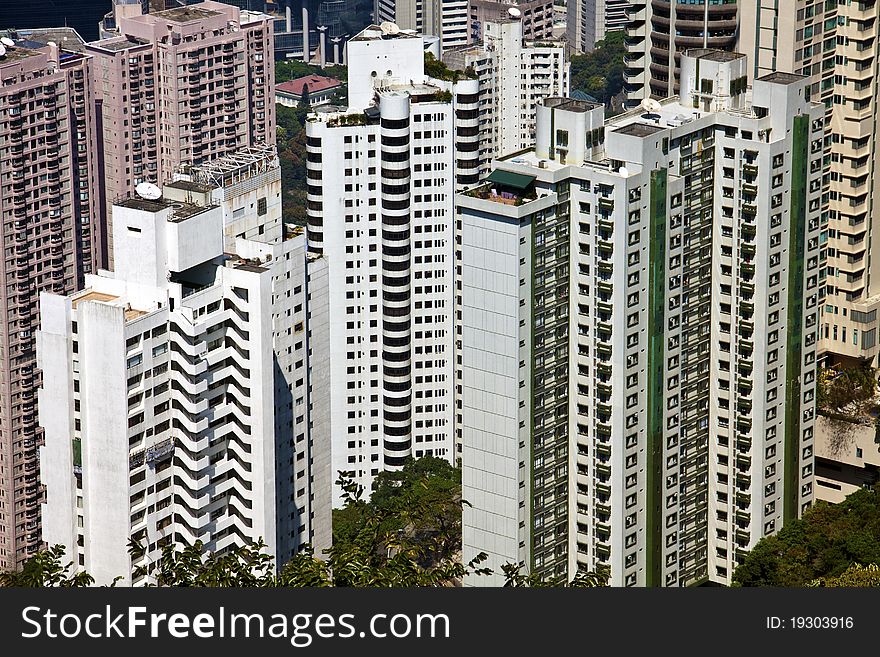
(0, 39, 101, 569)
(85, 0, 276, 267)
(627, 2, 880, 367)
(740, 1, 880, 366)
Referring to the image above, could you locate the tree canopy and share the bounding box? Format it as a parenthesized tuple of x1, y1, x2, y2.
(808, 563, 880, 587)
(816, 365, 878, 421)
(0, 544, 95, 588)
(733, 484, 880, 587)
(274, 61, 348, 227)
(569, 31, 627, 109)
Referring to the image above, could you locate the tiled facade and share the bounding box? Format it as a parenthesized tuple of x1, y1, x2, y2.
(0, 40, 100, 570)
(86, 0, 276, 267)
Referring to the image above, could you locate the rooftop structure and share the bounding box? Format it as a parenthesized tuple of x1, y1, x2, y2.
(153, 6, 222, 23)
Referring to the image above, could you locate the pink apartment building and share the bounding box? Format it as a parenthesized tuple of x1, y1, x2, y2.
(0, 40, 101, 569)
(86, 1, 276, 267)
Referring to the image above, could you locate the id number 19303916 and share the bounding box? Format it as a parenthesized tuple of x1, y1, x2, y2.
(766, 616, 854, 630)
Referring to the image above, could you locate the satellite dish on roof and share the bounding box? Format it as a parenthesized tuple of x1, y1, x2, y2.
(0, 45, 6, 58)
(0, 37, 14, 48)
(508, 7, 522, 18)
(641, 98, 662, 114)
(136, 182, 162, 200)
(379, 21, 400, 35)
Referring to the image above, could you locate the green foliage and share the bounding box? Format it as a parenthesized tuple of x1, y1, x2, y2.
(733, 484, 880, 587)
(275, 60, 348, 84)
(569, 31, 626, 108)
(275, 64, 348, 227)
(0, 544, 96, 587)
(808, 563, 880, 587)
(424, 52, 476, 82)
(333, 457, 463, 571)
(501, 563, 610, 588)
(130, 539, 277, 587)
(816, 365, 878, 420)
(276, 103, 310, 227)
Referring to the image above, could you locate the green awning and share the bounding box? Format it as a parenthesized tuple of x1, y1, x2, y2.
(486, 169, 536, 190)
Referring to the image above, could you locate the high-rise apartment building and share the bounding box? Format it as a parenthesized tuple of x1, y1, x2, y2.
(741, 1, 880, 366)
(468, 0, 554, 43)
(171, 145, 331, 558)
(37, 147, 322, 582)
(0, 38, 101, 570)
(624, 0, 738, 104)
(85, 0, 275, 267)
(374, 0, 470, 51)
(443, 15, 569, 179)
(304, 24, 479, 503)
(458, 50, 823, 586)
(567, 0, 630, 54)
(626, 3, 880, 367)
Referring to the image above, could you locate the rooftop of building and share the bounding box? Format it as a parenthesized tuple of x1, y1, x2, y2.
(232, 261, 269, 273)
(154, 6, 222, 23)
(463, 168, 540, 205)
(606, 97, 711, 135)
(115, 195, 217, 223)
(2, 27, 86, 53)
(167, 202, 216, 223)
(88, 36, 149, 52)
(350, 24, 422, 42)
(116, 197, 172, 213)
(544, 96, 602, 112)
(165, 179, 214, 194)
(757, 71, 805, 85)
(571, 90, 600, 104)
(277, 75, 342, 96)
(687, 49, 745, 63)
(188, 144, 279, 186)
(614, 122, 667, 137)
(71, 290, 149, 321)
(0, 40, 39, 63)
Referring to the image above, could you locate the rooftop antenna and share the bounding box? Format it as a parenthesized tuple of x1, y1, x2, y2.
(136, 182, 162, 200)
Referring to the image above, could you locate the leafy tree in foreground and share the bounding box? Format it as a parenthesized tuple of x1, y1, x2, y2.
(501, 563, 610, 588)
(333, 456, 462, 568)
(808, 563, 880, 587)
(733, 484, 880, 587)
(0, 544, 94, 588)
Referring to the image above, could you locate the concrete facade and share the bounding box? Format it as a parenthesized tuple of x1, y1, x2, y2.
(468, 0, 554, 43)
(374, 0, 470, 52)
(443, 17, 569, 179)
(304, 25, 478, 504)
(37, 146, 324, 580)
